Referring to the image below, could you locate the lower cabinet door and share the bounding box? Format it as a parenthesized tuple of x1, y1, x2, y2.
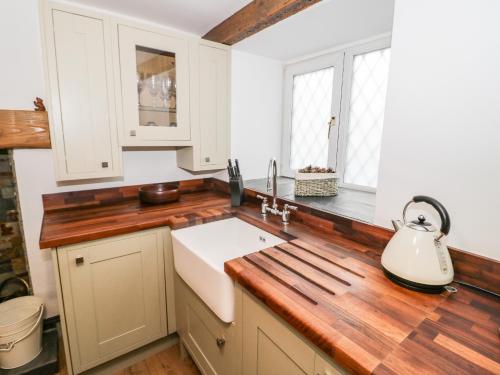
(57, 229, 168, 373)
(242, 290, 316, 375)
(175, 275, 238, 375)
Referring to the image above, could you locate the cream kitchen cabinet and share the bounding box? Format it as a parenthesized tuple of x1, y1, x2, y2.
(241, 286, 346, 375)
(175, 274, 242, 375)
(52, 228, 175, 374)
(41, 1, 122, 181)
(114, 22, 192, 146)
(41, 1, 231, 180)
(177, 41, 230, 171)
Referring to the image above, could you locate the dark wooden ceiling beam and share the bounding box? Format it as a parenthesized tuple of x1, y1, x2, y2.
(203, 0, 322, 45)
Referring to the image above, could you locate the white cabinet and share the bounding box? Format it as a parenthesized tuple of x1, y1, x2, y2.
(41, 2, 122, 181)
(177, 41, 230, 171)
(53, 228, 174, 374)
(115, 24, 192, 146)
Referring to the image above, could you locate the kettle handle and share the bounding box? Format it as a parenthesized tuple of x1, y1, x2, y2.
(410, 195, 451, 236)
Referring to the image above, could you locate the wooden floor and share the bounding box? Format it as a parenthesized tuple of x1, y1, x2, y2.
(114, 345, 200, 375)
(58, 344, 200, 375)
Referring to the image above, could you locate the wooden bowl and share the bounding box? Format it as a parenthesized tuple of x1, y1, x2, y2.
(139, 183, 180, 204)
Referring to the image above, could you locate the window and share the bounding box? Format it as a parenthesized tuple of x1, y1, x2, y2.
(290, 67, 334, 170)
(282, 38, 391, 192)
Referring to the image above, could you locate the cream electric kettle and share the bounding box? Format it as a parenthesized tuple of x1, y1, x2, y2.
(381, 195, 453, 293)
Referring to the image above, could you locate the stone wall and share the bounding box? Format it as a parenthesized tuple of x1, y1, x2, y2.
(0, 149, 30, 297)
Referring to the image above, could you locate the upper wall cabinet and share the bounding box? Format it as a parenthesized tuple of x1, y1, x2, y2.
(41, 1, 231, 180)
(115, 24, 192, 146)
(177, 41, 230, 171)
(41, 2, 122, 181)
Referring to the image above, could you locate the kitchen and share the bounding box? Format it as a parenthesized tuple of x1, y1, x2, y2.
(0, 0, 498, 374)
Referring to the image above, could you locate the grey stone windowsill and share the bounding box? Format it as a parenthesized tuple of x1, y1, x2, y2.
(244, 177, 376, 223)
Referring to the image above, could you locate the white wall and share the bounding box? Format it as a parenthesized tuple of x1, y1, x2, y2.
(1, 1, 214, 316)
(376, 0, 500, 260)
(221, 49, 284, 180)
(0, 2, 45, 108)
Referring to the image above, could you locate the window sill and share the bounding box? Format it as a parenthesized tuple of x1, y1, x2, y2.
(244, 177, 376, 223)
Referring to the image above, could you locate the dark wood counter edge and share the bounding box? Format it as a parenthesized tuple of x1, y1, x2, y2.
(39, 177, 499, 296)
(38, 214, 229, 249)
(213, 178, 500, 296)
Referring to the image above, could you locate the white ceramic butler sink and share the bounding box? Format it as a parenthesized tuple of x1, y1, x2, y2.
(172, 217, 285, 323)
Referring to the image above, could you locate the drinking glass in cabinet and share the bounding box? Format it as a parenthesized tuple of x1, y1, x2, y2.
(135, 45, 177, 127)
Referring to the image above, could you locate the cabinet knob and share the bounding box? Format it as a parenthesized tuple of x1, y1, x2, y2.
(204, 157, 210, 163)
(130, 130, 136, 136)
(101, 162, 109, 168)
(215, 337, 225, 347)
(75, 256, 84, 265)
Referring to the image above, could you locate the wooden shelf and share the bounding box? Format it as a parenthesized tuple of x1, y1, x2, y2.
(0, 109, 51, 149)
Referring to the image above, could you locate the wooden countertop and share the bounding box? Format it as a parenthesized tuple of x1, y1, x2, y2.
(39, 186, 500, 374)
(39, 190, 232, 248)
(225, 207, 500, 375)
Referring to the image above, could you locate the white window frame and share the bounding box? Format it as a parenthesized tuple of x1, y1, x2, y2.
(280, 51, 344, 178)
(280, 36, 391, 192)
(337, 37, 392, 193)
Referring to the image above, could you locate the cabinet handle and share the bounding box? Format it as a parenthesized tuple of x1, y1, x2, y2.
(75, 256, 84, 266)
(101, 162, 109, 168)
(130, 130, 136, 136)
(204, 157, 210, 163)
(216, 337, 225, 347)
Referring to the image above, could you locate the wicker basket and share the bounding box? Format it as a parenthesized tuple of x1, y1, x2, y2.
(294, 172, 339, 197)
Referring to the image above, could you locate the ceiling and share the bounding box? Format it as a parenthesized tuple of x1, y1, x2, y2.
(70, 0, 252, 35)
(234, 0, 395, 61)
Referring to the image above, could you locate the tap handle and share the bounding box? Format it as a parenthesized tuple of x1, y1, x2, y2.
(282, 203, 297, 224)
(256, 195, 267, 202)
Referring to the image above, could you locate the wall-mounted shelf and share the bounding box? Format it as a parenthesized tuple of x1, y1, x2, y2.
(0, 103, 51, 149)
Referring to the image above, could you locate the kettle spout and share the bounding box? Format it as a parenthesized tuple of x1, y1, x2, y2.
(392, 220, 404, 232)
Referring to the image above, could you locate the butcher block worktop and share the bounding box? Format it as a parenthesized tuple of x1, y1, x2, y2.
(226, 206, 500, 375)
(39, 180, 500, 374)
(39, 180, 232, 248)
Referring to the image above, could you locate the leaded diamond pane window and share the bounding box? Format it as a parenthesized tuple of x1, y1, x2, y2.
(290, 67, 334, 170)
(344, 48, 391, 188)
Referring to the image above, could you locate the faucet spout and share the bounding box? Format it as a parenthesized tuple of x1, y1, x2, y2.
(266, 158, 278, 208)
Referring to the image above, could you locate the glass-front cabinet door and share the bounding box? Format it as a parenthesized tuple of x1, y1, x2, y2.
(118, 25, 191, 145)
